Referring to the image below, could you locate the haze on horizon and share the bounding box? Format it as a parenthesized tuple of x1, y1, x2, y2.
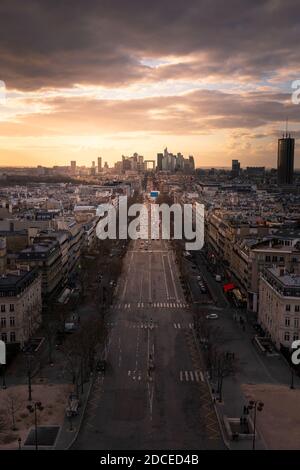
(0, 0, 299, 169)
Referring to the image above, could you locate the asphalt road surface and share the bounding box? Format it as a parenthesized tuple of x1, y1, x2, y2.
(73, 234, 224, 450)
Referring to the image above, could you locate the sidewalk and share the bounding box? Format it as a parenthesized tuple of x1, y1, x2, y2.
(55, 378, 93, 450)
(194, 251, 300, 449)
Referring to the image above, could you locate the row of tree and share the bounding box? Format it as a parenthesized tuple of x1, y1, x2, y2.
(193, 314, 237, 402)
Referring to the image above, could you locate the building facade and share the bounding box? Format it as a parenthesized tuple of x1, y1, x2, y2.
(259, 267, 300, 350)
(0, 269, 42, 348)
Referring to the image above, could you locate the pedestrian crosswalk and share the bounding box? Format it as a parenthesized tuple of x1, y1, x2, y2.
(127, 322, 158, 329)
(111, 301, 189, 310)
(179, 370, 205, 383)
(173, 323, 194, 329)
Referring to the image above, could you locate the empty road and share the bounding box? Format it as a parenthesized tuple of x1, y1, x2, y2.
(73, 233, 224, 450)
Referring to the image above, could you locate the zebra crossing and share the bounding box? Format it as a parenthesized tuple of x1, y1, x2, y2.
(173, 322, 194, 329)
(127, 322, 158, 329)
(179, 370, 205, 383)
(111, 301, 189, 310)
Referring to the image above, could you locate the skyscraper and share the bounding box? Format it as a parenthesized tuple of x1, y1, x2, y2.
(188, 155, 195, 170)
(70, 160, 76, 175)
(277, 133, 295, 185)
(98, 157, 102, 173)
(157, 153, 163, 171)
(231, 159, 240, 177)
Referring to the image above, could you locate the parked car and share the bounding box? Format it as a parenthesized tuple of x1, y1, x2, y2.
(206, 313, 219, 320)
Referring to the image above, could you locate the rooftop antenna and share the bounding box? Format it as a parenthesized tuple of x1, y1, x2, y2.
(285, 116, 289, 138)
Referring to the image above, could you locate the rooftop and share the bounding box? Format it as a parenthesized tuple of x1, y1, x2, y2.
(0, 268, 39, 296)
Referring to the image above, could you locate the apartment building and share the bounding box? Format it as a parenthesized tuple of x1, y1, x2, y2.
(230, 234, 300, 311)
(0, 268, 42, 348)
(54, 217, 84, 274)
(259, 267, 300, 350)
(17, 240, 62, 297)
(34, 230, 70, 287)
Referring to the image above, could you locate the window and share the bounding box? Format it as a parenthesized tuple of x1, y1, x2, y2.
(295, 306, 300, 313)
(10, 332, 16, 343)
(266, 255, 271, 262)
(286, 304, 291, 312)
(272, 256, 278, 262)
(1, 333, 7, 343)
(9, 317, 15, 327)
(285, 317, 290, 327)
(0, 305, 5, 313)
(9, 304, 14, 312)
(284, 332, 290, 341)
(295, 318, 299, 328)
(0, 317, 6, 328)
(294, 333, 299, 341)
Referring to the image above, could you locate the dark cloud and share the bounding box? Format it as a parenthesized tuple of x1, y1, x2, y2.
(0, 0, 299, 90)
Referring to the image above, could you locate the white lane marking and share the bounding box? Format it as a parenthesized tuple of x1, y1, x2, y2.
(180, 371, 183, 382)
(161, 253, 169, 300)
(135, 328, 140, 371)
(148, 252, 152, 303)
(167, 251, 179, 302)
(190, 371, 194, 381)
(139, 273, 143, 304)
(185, 371, 189, 381)
(200, 371, 204, 382)
(194, 371, 200, 382)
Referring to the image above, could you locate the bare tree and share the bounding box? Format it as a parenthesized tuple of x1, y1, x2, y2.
(213, 350, 237, 402)
(4, 392, 23, 431)
(23, 352, 40, 401)
(61, 316, 105, 394)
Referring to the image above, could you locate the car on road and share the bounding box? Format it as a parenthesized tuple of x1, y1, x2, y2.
(96, 360, 107, 373)
(206, 313, 219, 320)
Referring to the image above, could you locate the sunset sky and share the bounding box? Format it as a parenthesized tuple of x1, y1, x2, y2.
(0, 0, 299, 168)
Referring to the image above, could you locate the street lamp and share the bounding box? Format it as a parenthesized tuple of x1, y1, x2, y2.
(24, 352, 34, 401)
(27, 401, 44, 450)
(290, 366, 295, 390)
(247, 399, 264, 450)
(17, 437, 22, 450)
(1, 364, 6, 389)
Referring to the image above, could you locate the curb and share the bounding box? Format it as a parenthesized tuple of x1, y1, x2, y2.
(63, 376, 94, 450)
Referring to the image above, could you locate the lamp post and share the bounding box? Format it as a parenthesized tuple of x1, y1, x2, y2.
(18, 437, 22, 450)
(290, 366, 295, 390)
(2, 364, 6, 389)
(27, 401, 43, 450)
(25, 352, 34, 401)
(247, 399, 264, 450)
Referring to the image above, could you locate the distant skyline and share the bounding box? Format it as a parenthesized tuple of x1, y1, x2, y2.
(0, 0, 299, 168)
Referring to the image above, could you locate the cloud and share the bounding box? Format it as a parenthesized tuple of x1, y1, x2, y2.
(0, 0, 299, 90)
(0, 88, 298, 138)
